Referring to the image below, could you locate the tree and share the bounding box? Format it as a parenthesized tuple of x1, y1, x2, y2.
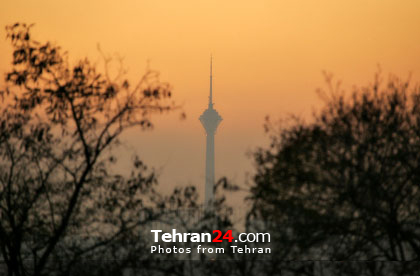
(248, 72, 420, 273)
(0, 23, 180, 276)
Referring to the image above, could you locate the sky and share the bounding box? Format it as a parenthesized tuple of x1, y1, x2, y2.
(1, 0, 420, 215)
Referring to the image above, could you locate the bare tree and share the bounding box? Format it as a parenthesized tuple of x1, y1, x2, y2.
(0, 23, 180, 276)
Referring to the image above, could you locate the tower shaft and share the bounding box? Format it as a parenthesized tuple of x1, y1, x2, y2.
(204, 133, 215, 207)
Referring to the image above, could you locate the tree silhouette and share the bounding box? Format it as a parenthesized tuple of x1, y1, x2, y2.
(0, 23, 182, 276)
(248, 72, 420, 268)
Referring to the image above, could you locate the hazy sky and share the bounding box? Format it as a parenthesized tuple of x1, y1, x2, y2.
(1, 0, 420, 211)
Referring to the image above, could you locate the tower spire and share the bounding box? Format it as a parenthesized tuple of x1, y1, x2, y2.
(209, 54, 213, 109)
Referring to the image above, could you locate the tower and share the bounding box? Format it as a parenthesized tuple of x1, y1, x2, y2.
(199, 56, 222, 209)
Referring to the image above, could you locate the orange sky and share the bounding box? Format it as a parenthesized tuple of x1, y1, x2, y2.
(1, 0, 420, 211)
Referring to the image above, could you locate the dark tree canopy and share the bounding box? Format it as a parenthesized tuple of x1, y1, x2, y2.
(249, 73, 420, 264)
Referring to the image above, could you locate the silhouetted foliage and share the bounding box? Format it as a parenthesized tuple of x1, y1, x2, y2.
(0, 23, 184, 276)
(248, 72, 420, 272)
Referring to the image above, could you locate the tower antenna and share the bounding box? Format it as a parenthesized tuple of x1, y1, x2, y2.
(209, 54, 213, 108)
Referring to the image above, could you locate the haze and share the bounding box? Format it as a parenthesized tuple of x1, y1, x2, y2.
(1, 0, 420, 211)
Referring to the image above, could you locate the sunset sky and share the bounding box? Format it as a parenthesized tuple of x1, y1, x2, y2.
(1, 0, 420, 211)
